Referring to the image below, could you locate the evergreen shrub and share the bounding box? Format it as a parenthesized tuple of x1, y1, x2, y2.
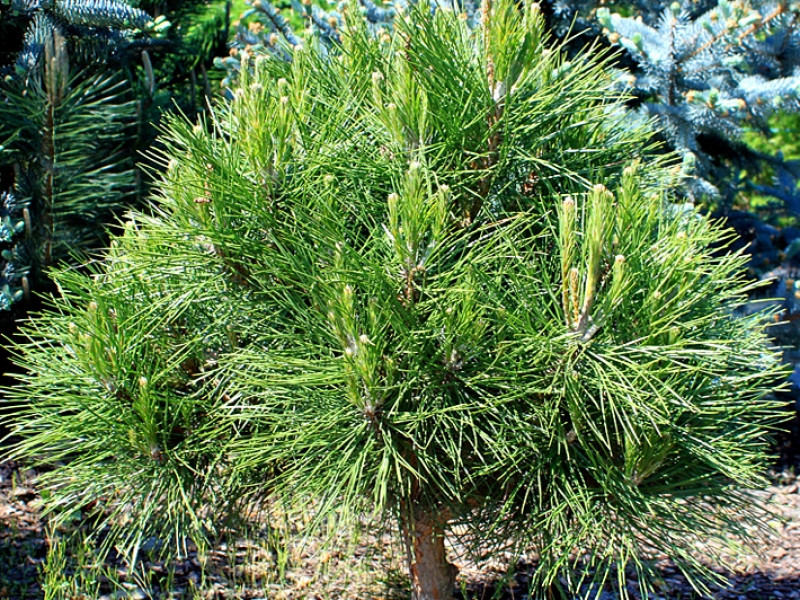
(5, 1, 788, 598)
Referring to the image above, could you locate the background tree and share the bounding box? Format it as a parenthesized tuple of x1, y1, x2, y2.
(0, 0, 233, 313)
(5, 1, 787, 599)
(0, 0, 150, 311)
(0, 30, 139, 310)
(597, 0, 800, 210)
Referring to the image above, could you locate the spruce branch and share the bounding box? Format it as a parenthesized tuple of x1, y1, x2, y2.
(598, 0, 800, 208)
(52, 0, 151, 29)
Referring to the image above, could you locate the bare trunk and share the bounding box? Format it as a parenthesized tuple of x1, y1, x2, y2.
(403, 509, 456, 600)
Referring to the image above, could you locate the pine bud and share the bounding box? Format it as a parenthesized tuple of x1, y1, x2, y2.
(372, 71, 384, 84)
(139, 376, 148, 388)
(569, 267, 580, 323)
(345, 333, 358, 356)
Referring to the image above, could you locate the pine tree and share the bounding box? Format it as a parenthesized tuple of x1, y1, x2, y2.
(224, 0, 800, 215)
(5, 1, 787, 598)
(135, 0, 233, 122)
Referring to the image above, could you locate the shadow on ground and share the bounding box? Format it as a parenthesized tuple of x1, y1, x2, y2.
(0, 462, 44, 600)
(457, 567, 800, 600)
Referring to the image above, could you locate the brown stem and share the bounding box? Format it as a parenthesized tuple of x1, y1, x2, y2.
(403, 508, 456, 600)
(737, 4, 785, 43)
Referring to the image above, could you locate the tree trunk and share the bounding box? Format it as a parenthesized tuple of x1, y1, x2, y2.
(403, 508, 456, 600)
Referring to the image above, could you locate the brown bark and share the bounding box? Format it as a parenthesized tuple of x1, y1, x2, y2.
(403, 509, 457, 600)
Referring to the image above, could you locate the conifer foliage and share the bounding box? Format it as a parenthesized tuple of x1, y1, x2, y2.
(0, 29, 139, 310)
(4, 0, 152, 73)
(5, 1, 787, 598)
(0, 0, 232, 311)
(0, 0, 154, 310)
(597, 0, 800, 207)
(225, 0, 800, 214)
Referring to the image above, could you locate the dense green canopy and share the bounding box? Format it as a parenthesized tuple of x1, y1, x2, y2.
(5, 1, 787, 597)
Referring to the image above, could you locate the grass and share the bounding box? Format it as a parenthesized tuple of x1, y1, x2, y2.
(32, 509, 412, 600)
